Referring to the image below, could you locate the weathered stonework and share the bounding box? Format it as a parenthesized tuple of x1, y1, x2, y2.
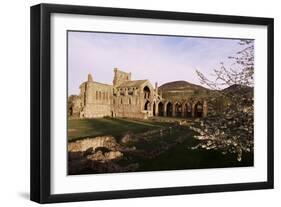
(68, 68, 208, 119)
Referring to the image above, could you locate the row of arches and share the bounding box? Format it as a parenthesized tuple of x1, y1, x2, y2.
(144, 100, 206, 118)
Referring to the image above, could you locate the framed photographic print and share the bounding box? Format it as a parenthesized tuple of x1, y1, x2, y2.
(30, 3, 274, 203)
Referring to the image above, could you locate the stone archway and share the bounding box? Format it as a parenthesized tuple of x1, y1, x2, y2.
(153, 102, 156, 116)
(144, 100, 150, 110)
(158, 102, 164, 116)
(183, 102, 192, 118)
(166, 102, 173, 117)
(194, 101, 203, 118)
(174, 102, 182, 117)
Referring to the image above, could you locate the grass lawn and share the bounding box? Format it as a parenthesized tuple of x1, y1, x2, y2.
(68, 117, 171, 141)
(68, 117, 253, 172)
(137, 137, 253, 171)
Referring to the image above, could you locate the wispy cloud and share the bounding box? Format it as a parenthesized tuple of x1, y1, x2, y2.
(68, 31, 244, 94)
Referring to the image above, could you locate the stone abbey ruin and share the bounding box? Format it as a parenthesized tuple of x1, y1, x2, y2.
(68, 68, 209, 119)
(67, 68, 254, 174)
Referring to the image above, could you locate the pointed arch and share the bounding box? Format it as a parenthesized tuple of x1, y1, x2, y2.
(143, 86, 150, 99)
(158, 102, 164, 116)
(194, 101, 203, 118)
(166, 102, 173, 117)
(183, 102, 192, 118)
(144, 100, 150, 110)
(174, 102, 182, 117)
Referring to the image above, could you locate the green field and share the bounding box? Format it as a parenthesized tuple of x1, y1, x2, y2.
(68, 117, 172, 141)
(68, 117, 253, 173)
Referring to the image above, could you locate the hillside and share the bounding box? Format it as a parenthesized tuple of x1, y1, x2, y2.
(158, 81, 212, 100)
(222, 84, 253, 95)
(159, 81, 208, 90)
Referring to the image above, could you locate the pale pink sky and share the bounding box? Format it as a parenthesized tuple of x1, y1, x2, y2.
(68, 31, 247, 95)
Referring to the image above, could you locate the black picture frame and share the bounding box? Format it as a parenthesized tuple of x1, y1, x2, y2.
(30, 3, 274, 204)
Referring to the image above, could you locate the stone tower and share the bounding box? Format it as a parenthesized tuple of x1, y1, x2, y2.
(113, 68, 131, 86)
(88, 73, 93, 82)
(85, 73, 94, 105)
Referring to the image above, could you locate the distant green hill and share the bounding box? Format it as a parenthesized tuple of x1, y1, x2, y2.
(158, 81, 212, 100)
(222, 84, 253, 97)
(158, 81, 253, 105)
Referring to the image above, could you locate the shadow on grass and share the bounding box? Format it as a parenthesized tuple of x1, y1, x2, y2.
(68, 117, 253, 174)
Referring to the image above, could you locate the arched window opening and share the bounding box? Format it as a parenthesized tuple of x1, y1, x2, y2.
(144, 100, 150, 110)
(143, 86, 150, 99)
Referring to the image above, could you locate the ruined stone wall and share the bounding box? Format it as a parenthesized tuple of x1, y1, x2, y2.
(80, 80, 113, 118)
(68, 95, 82, 118)
(113, 68, 131, 86)
(112, 90, 146, 119)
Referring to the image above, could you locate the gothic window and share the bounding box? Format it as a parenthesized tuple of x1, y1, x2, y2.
(144, 100, 150, 110)
(96, 91, 98, 100)
(128, 90, 133, 96)
(143, 86, 150, 99)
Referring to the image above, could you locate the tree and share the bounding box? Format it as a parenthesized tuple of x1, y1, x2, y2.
(190, 40, 254, 162)
(196, 40, 254, 90)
